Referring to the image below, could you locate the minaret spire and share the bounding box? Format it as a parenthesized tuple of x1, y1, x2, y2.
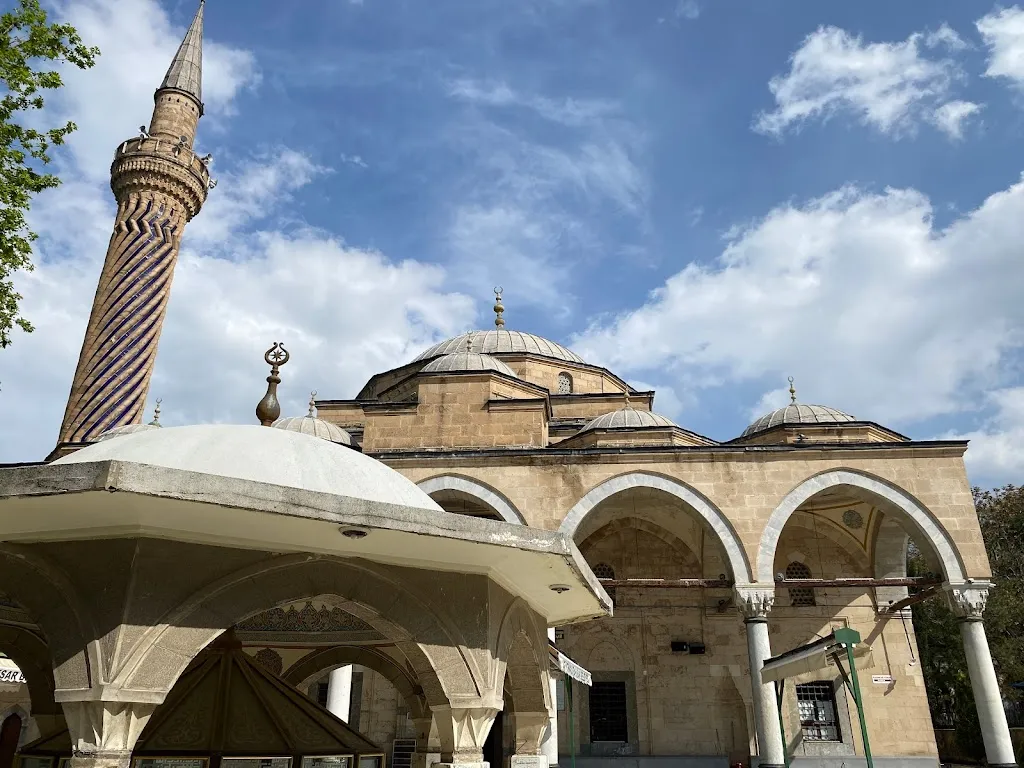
(160, 0, 204, 107)
(49, 1, 213, 458)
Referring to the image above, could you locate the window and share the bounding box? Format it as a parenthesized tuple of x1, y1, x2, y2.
(796, 681, 841, 741)
(786, 561, 815, 606)
(315, 680, 329, 707)
(593, 562, 615, 602)
(557, 372, 573, 394)
(589, 681, 628, 742)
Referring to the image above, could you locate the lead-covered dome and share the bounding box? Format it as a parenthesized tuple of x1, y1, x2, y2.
(421, 350, 518, 377)
(742, 403, 856, 437)
(273, 393, 352, 445)
(414, 330, 584, 364)
(53, 424, 441, 511)
(581, 407, 677, 433)
(96, 423, 161, 441)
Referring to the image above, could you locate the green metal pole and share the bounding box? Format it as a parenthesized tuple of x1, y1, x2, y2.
(567, 679, 576, 768)
(775, 680, 790, 768)
(844, 643, 874, 768)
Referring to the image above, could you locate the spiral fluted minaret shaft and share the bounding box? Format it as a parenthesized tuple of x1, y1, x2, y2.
(52, 2, 209, 454)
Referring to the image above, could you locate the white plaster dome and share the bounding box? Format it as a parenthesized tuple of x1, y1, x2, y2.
(414, 330, 584, 364)
(272, 415, 352, 445)
(741, 403, 856, 437)
(421, 350, 518, 377)
(96, 423, 161, 441)
(581, 407, 677, 432)
(53, 424, 442, 511)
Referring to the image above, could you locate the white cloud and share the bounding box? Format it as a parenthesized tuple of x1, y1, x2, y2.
(674, 0, 700, 21)
(947, 388, 1024, 482)
(978, 6, 1024, 87)
(0, 0, 473, 461)
(756, 25, 976, 138)
(340, 153, 368, 168)
(932, 99, 983, 139)
(443, 79, 647, 314)
(572, 177, 1024, 482)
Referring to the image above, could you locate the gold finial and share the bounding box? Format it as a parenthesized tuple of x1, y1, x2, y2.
(256, 342, 290, 426)
(788, 376, 797, 404)
(149, 398, 162, 426)
(493, 286, 505, 329)
(308, 390, 317, 418)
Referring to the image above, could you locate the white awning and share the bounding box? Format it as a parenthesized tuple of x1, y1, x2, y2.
(548, 643, 592, 686)
(762, 641, 872, 683)
(0, 657, 26, 684)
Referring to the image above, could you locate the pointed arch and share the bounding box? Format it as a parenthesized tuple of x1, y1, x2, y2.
(559, 472, 751, 582)
(494, 599, 549, 714)
(758, 469, 966, 583)
(418, 475, 525, 525)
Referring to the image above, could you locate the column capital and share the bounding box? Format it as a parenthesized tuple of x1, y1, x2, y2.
(432, 704, 500, 765)
(943, 581, 994, 620)
(63, 701, 156, 767)
(734, 584, 776, 620)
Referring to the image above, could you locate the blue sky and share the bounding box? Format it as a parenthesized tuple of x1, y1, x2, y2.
(4, 0, 1024, 485)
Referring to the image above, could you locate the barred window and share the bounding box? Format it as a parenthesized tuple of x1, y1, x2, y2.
(593, 563, 615, 602)
(796, 681, 841, 741)
(589, 681, 628, 742)
(786, 561, 815, 606)
(558, 372, 573, 394)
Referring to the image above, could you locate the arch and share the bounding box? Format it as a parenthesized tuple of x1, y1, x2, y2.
(113, 554, 486, 710)
(283, 645, 428, 719)
(757, 469, 966, 584)
(494, 599, 550, 714)
(559, 472, 751, 582)
(0, 711, 22, 768)
(0, 544, 100, 696)
(0, 626, 59, 716)
(418, 475, 525, 525)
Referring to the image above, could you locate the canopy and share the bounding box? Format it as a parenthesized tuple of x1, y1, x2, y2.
(761, 629, 872, 683)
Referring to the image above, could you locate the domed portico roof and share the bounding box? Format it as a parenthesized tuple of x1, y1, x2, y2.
(581, 407, 677, 433)
(415, 330, 584, 365)
(54, 424, 437, 510)
(273, 392, 353, 445)
(421, 349, 518, 377)
(742, 378, 856, 437)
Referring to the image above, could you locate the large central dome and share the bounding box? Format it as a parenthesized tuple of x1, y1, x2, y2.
(414, 330, 585, 364)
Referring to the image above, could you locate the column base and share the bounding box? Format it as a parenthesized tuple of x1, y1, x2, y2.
(511, 756, 548, 768)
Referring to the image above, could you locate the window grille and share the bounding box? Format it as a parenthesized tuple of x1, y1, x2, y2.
(796, 681, 841, 741)
(589, 681, 628, 742)
(557, 373, 573, 394)
(592, 563, 615, 602)
(786, 561, 815, 606)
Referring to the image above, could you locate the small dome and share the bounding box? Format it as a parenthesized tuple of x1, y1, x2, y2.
(272, 416, 352, 445)
(414, 330, 584, 364)
(96, 423, 161, 442)
(421, 351, 518, 377)
(581, 407, 677, 433)
(53, 424, 442, 512)
(742, 403, 856, 437)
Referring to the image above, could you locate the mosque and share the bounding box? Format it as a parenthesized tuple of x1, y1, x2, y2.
(0, 4, 1017, 768)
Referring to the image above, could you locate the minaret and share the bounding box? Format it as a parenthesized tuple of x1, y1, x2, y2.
(51, 1, 212, 456)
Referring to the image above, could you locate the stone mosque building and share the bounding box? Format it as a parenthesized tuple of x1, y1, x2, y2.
(0, 5, 1018, 768)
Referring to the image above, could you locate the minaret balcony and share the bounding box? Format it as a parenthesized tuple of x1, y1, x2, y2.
(110, 136, 212, 219)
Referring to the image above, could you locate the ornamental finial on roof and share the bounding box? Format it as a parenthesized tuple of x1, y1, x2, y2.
(149, 399, 162, 426)
(256, 342, 290, 426)
(623, 387, 631, 409)
(308, 391, 317, 418)
(493, 287, 505, 328)
(788, 376, 797, 404)
(466, 337, 473, 353)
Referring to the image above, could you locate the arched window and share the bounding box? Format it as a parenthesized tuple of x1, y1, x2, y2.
(786, 561, 816, 606)
(557, 372, 573, 394)
(593, 562, 615, 602)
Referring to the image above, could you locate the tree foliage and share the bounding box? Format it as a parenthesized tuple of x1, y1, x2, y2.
(0, 0, 97, 348)
(911, 484, 1024, 760)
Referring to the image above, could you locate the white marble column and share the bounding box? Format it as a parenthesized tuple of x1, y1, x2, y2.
(736, 586, 786, 768)
(327, 664, 353, 723)
(539, 628, 558, 768)
(946, 583, 1018, 767)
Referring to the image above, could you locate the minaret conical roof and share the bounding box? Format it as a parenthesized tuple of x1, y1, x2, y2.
(159, 0, 204, 104)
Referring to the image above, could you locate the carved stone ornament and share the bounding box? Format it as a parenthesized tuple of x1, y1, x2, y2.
(63, 701, 157, 758)
(237, 602, 375, 634)
(944, 581, 994, 620)
(433, 706, 500, 762)
(734, 585, 776, 620)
